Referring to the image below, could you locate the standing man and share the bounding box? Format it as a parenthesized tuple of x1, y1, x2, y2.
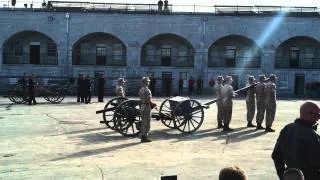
(265, 74, 277, 132)
(77, 74, 82, 102)
(157, 0, 163, 12)
(149, 74, 156, 96)
(178, 76, 183, 95)
(97, 73, 106, 102)
(256, 74, 266, 130)
(272, 101, 320, 180)
(139, 77, 155, 143)
(246, 76, 256, 127)
(188, 76, 195, 95)
(164, 0, 169, 12)
(196, 76, 204, 95)
(214, 76, 224, 129)
(28, 74, 37, 105)
(80, 74, 86, 103)
(85, 74, 91, 104)
(19, 73, 27, 87)
(115, 78, 126, 97)
(221, 76, 237, 131)
(209, 77, 215, 88)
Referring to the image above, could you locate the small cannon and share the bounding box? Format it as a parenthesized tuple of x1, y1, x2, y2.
(96, 83, 259, 137)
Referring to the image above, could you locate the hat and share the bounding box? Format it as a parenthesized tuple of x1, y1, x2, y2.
(118, 78, 126, 83)
(142, 77, 151, 83)
(225, 76, 233, 82)
(216, 76, 224, 81)
(248, 76, 255, 81)
(259, 74, 266, 81)
(269, 74, 277, 80)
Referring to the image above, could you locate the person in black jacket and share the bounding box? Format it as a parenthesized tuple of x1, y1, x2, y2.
(272, 101, 320, 180)
(77, 74, 82, 102)
(85, 74, 92, 104)
(28, 74, 37, 105)
(97, 74, 106, 102)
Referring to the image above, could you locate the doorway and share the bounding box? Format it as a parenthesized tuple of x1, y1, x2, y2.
(295, 74, 305, 95)
(30, 44, 40, 64)
(162, 72, 172, 96)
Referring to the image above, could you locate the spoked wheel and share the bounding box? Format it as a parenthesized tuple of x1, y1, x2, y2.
(44, 86, 65, 104)
(172, 99, 204, 133)
(102, 97, 128, 130)
(159, 97, 176, 129)
(8, 85, 28, 104)
(113, 100, 141, 137)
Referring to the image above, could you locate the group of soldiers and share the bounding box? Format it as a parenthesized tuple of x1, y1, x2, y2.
(214, 74, 277, 132)
(76, 73, 107, 103)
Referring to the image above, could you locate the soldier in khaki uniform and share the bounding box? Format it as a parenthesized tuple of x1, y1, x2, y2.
(214, 76, 224, 128)
(256, 74, 266, 130)
(115, 78, 125, 97)
(264, 74, 277, 132)
(246, 76, 256, 127)
(221, 76, 237, 131)
(139, 77, 155, 143)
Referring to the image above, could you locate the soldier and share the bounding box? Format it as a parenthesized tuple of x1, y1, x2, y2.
(139, 77, 156, 143)
(221, 76, 237, 131)
(115, 78, 126, 97)
(214, 76, 224, 128)
(149, 74, 156, 96)
(256, 74, 267, 130)
(28, 74, 37, 105)
(178, 77, 183, 95)
(85, 74, 92, 104)
(97, 74, 106, 102)
(196, 76, 204, 95)
(246, 76, 256, 127)
(265, 74, 277, 132)
(188, 76, 195, 95)
(157, 0, 163, 12)
(19, 73, 27, 87)
(80, 74, 86, 103)
(77, 74, 82, 102)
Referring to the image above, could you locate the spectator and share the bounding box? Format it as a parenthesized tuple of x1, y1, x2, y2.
(272, 101, 320, 180)
(283, 168, 305, 180)
(209, 77, 215, 87)
(196, 76, 203, 95)
(178, 77, 183, 95)
(158, 0, 163, 12)
(219, 166, 248, 180)
(188, 76, 195, 95)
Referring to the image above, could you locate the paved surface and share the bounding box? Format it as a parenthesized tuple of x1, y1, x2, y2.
(0, 97, 318, 180)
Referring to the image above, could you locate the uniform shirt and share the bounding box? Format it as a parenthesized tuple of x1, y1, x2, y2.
(221, 83, 234, 107)
(265, 82, 276, 105)
(272, 119, 320, 180)
(115, 85, 125, 97)
(246, 83, 255, 102)
(255, 82, 265, 102)
(214, 83, 223, 99)
(139, 86, 151, 104)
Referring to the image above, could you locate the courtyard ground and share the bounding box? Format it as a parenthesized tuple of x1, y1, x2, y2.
(0, 96, 318, 180)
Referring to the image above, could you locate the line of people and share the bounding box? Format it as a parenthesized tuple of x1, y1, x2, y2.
(213, 74, 277, 132)
(76, 74, 94, 104)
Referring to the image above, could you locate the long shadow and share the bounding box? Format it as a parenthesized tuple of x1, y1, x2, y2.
(63, 127, 108, 135)
(51, 142, 140, 161)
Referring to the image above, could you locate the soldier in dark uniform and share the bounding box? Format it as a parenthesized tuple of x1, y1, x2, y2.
(85, 74, 92, 104)
(19, 73, 27, 87)
(97, 74, 106, 102)
(28, 74, 37, 105)
(164, 76, 171, 97)
(196, 76, 204, 95)
(77, 74, 82, 102)
(149, 75, 156, 96)
(80, 74, 86, 103)
(178, 77, 183, 95)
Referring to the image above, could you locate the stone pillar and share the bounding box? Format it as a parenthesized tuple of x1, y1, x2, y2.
(261, 49, 276, 75)
(126, 45, 141, 77)
(194, 48, 208, 81)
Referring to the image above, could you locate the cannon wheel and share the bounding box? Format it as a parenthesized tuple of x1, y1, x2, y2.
(172, 99, 204, 133)
(8, 85, 28, 104)
(159, 97, 176, 129)
(44, 86, 65, 104)
(113, 100, 141, 137)
(102, 97, 128, 130)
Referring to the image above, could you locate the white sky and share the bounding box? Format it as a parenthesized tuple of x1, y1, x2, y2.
(1, 0, 319, 8)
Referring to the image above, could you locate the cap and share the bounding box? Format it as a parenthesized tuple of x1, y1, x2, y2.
(142, 77, 151, 83)
(259, 74, 266, 81)
(269, 74, 277, 80)
(225, 76, 233, 82)
(216, 76, 224, 81)
(118, 78, 126, 83)
(248, 76, 255, 81)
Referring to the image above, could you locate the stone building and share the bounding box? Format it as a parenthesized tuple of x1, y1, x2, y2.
(0, 3, 319, 96)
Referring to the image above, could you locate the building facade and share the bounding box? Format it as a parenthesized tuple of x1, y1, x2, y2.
(0, 5, 319, 96)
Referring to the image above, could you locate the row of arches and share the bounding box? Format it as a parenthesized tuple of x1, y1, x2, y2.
(2, 31, 320, 69)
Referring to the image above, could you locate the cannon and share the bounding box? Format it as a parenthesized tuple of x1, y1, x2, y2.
(8, 83, 66, 104)
(96, 82, 259, 137)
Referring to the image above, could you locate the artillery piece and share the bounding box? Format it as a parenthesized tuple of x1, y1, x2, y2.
(96, 82, 259, 137)
(8, 83, 65, 104)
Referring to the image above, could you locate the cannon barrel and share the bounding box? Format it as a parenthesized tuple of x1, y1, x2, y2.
(203, 78, 269, 106)
(96, 107, 116, 114)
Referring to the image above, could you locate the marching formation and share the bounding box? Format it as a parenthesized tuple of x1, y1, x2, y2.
(213, 74, 278, 132)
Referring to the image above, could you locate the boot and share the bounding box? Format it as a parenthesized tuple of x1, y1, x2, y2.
(223, 125, 233, 132)
(217, 123, 224, 129)
(141, 136, 152, 143)
(265, 126, 275, 132)
(256, 123, 265, 130)
(247, 122, 256, 128)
